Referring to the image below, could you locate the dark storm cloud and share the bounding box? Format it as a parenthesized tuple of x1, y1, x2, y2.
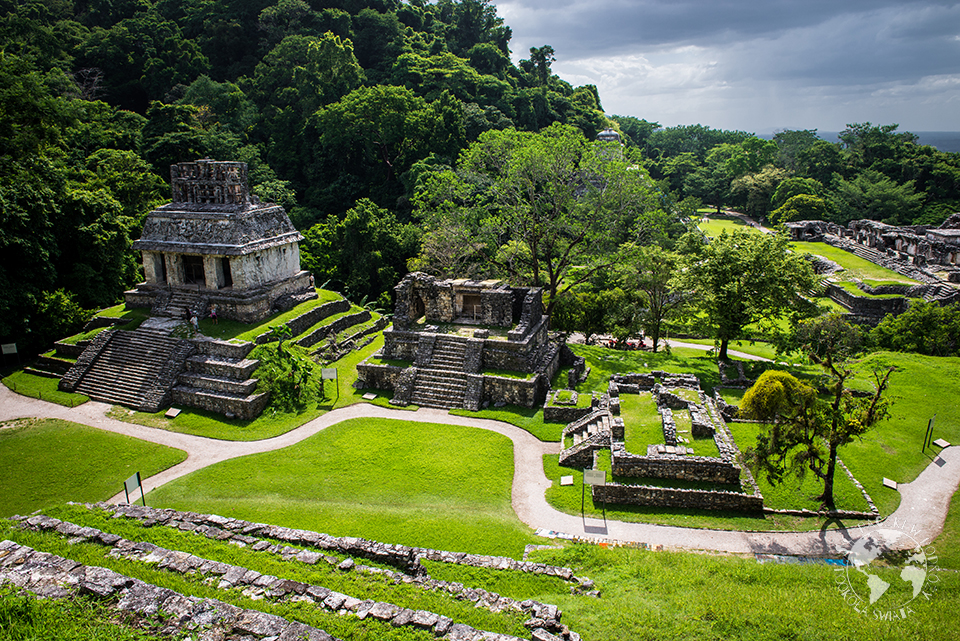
(493, 0, 960, 130)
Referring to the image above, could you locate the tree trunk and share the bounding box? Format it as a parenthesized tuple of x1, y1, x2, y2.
(651, 327, 660, 352)
(718, 337, 729, 360)
(818, 443, 838, 509)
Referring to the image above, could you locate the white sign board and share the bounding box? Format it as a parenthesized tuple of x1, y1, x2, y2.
(1, 343, 16, 355)
(583, 470, 606, 486)
(321, 368, 337, 380)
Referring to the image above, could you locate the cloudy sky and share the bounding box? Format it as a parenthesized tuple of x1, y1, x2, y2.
(493, 0, 960, 133)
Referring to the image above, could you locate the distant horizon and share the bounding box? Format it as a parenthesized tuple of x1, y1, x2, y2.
(755, 130, 960, 154)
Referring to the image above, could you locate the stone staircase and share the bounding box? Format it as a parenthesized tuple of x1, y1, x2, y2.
(559, 409, 612, 468)
(409, 336, 471, 409)
(65, 329, 192, 411)
(158, 288, 204, 319)
(171, 339, 269, 420)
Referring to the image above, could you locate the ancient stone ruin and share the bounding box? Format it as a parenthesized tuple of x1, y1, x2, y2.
(356, 272, 561, 410)
(59, 160, 316, 419)
(785, 217, 960, 323)
(125, 159, 313, 323)
(558, 371, 764, 512)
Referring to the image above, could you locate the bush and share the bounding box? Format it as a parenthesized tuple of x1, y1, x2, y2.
(251, 328, 324, 412)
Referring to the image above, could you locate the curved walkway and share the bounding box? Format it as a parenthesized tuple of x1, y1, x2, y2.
(1, 384, 956, 556)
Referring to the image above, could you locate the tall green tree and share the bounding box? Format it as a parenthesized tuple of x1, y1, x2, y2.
(742, 315, 893, 508)
(678, 230, 818, 360)
(413, 123, 661, 315)
(615, 243, 685, 351)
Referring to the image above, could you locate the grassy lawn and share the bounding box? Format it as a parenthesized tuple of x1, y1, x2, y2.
(696, 215, 760, 238)
(575, 344, 724, 393)
(791, 241, 918, 284)
(621, 392, 663, 453)
(146, 417, 542, 558)
(526, 544, 959, 641)
(451, 404, 563, 442)
(835, 280, 913, 299)
(0, 418, 187, 518)
(195, 288, 345, 342)
(2, 370, 89, 407)
(727, 422, 871, 512)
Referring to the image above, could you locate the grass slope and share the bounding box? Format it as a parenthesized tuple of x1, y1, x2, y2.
(0, 419, 186, 518)
(145, 417, 541, 558)
(2, 371, 89, 407)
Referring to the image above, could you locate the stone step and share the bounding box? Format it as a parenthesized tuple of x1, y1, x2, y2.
(177, 372, 258, 396)
(171, 386, 270, 421)
(185, 354, 259, 380)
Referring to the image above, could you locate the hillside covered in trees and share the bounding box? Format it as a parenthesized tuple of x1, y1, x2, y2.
(2, 0, 960, 355)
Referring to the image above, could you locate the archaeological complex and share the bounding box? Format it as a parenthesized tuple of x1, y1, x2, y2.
(56, 160, 323, 419)
(356, 272, 562, 410)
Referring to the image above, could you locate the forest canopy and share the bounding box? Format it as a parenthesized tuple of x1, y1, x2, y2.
(2, 0, 959, 353)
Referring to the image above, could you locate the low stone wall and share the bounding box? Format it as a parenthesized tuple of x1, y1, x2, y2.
(482, 373, 547, 408)
(355, 361, 405, 390)
(592, 482, 764, 512)
(297, 310, 372, 348)
(171, 388, 270, 420)
(53, 340, 86, 359)
(380, 328, 420, 361)
(193, 337, 254, 360)
(610, 443, 741, 485)
(483, 320, 550, 372)
(543, 392, 594, 423)
(254, 297, 350, 344)
(826, 282, 909, 321)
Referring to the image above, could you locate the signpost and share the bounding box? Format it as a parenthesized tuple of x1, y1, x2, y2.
(923, 415, 936, 452)
(582, 469, 607, 523)
(322, 368, 339, 403)
(124, 472, 146, 506)
(1, 343, 18, 367)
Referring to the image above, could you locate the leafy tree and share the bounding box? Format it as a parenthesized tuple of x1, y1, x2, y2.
(526, 45, 555, 87)
(678, 230, 818, 360)
(770, 177, 823, 211)
(413, 123, 661, 315)
(870, 301, 960, 356)
(729, 165, 787, 219)
(769, 194, 831, 225)
(610, 115, 660, 148)
(742, 315, 893, 508)
(829, 169, 924, 225)
(797, 139, 843, 185)
(615, 243, 685, 351)
(772, 129, 820, 172)
(300, 198, 420, 307)
(251, 328, 323, 412)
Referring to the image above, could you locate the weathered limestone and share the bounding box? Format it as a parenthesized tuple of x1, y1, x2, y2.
(358, 272, 561, 410)
(126, 160, 314, 323)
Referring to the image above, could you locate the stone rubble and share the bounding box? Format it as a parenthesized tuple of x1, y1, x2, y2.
(14, 509, 584, 641)
(0, 539, 340, 641)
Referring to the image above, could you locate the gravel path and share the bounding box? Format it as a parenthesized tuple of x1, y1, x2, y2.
(2, 384, 956, 555)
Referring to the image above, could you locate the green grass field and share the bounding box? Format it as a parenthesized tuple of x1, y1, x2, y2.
(2, 371, 89, 407)
(621, 392, 663, 453)
(696, 214, 761, 238)
(791, 241, 918, 284)
(145, 417, 541, 557)
(0, 418, 187, 518)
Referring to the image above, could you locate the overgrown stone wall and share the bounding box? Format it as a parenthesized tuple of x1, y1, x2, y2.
(254, 298, 350, 344)
(592, 482, 764, 512)
(482, 373, 547, 408)
(355, 362, 405, 390)
(826, 282, 909, 321)
(610, 442, 741, 484)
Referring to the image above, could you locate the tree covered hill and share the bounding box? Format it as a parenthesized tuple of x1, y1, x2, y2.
(0, 0, 608, 352)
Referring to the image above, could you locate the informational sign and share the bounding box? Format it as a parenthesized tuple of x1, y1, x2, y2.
(1, 343, 16, 355)
(321, 368, 337, 380)
(583, 470, 606, 486)
(124, 472, 146, 506)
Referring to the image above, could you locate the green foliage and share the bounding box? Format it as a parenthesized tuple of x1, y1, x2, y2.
(678, 230, 819, 359)
(0, 585, 164, 641)
(769, 193, 831, 224)
(251, 330, 323, 412)
(829, 169, 924, 225)
(870, 301, 960, 356)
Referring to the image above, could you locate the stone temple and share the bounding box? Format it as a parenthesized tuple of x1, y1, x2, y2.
(356, 272, 561, 410)
(59, 160, 315, 419)
(125, 159, 312, 322)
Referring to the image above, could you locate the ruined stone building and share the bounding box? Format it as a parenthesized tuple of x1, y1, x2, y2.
(125, 160, 312, 322)
(356, 273, 561, 410)
(60, 160, 315, 419)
